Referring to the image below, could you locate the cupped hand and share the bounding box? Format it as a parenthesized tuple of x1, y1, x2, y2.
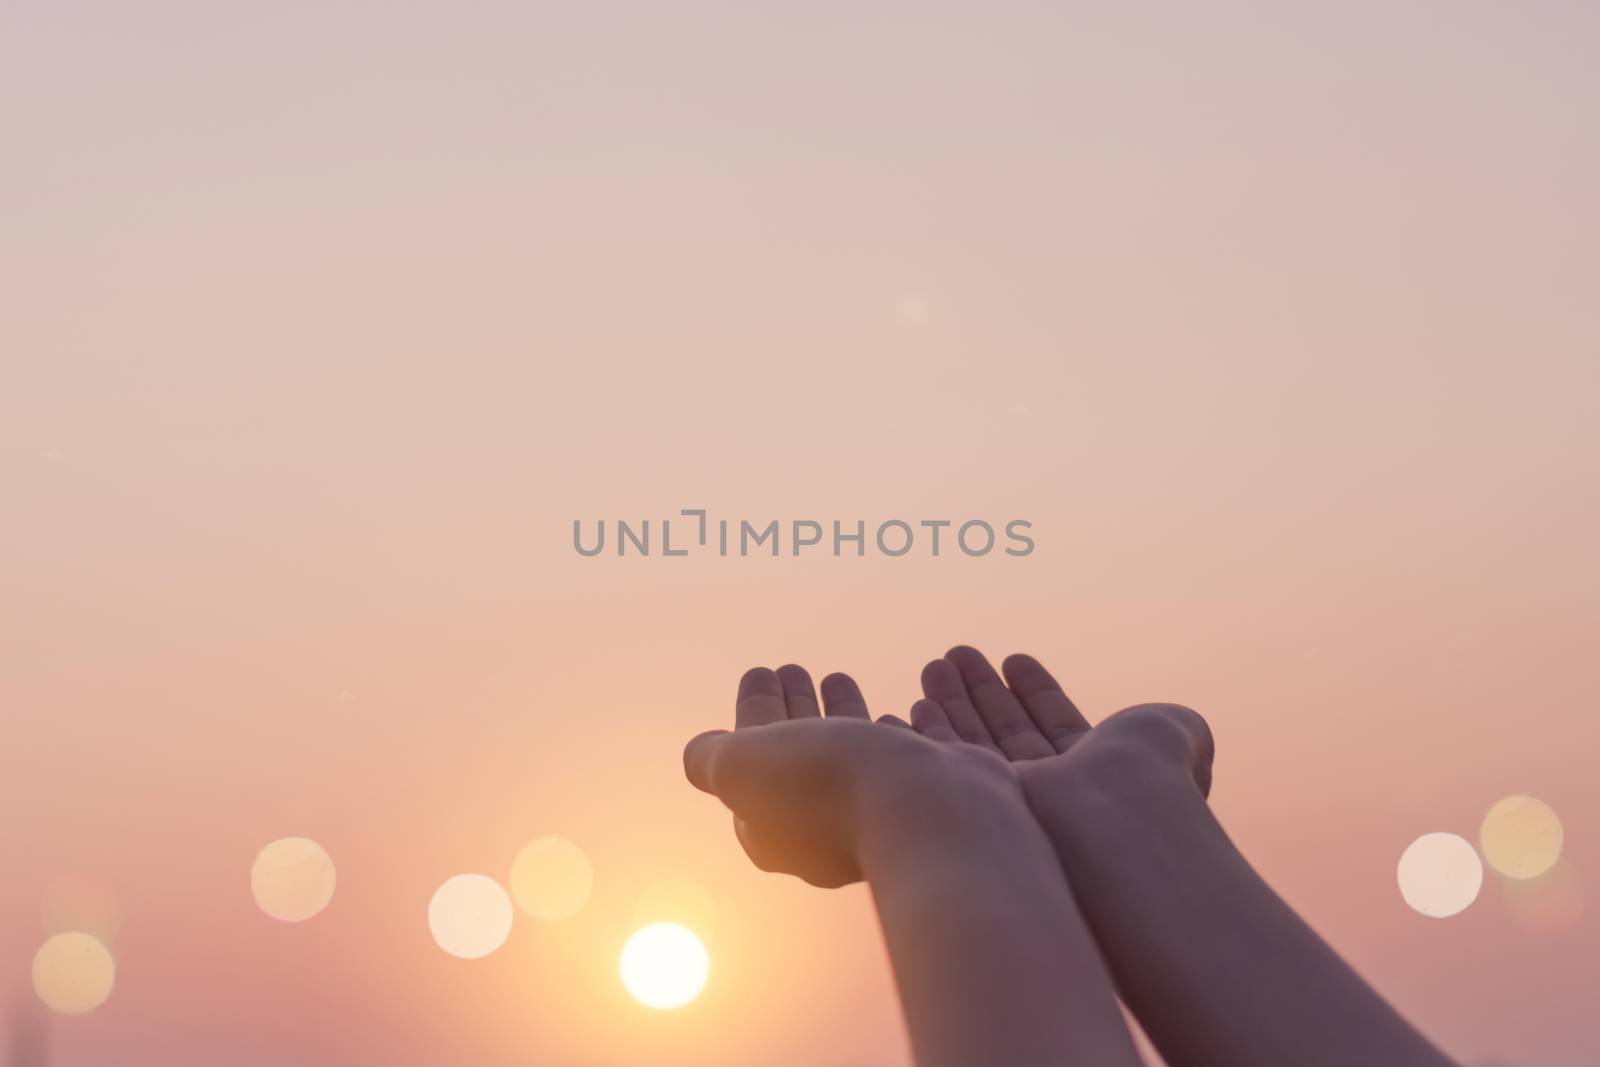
(911, 646, 1214, 804)
(684, 663, 1011, 888)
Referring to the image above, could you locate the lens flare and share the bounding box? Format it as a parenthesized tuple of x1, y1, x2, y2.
(428, 874, 514, 959)
(251, 837, 337, 922)
(1397, 832, 1482, 918)
(32, 932, 115, 1015)
(1480, 795, 1563, 880)
(509, 837, 594, 922)
(620, 922, 709, 1009)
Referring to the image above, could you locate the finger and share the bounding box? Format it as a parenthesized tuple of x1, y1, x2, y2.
(683, 729, 730, 794)
(945, 646, 1054, 760)
(920, 657, 1001, 752)
(777, 663, 821, 719)
(736, 666, 787, 727)
(909, 698, 961, 743)
(685, 726, 779, 810)
(819, 672, 871, 719)
(877, 713, 912, 729)
(1000, 653, 1092, 752)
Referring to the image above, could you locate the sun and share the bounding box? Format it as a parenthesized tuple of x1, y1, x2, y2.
(620, 922, 709, 1010)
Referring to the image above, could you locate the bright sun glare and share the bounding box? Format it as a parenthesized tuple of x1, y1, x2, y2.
(620, 922, 709, 1010)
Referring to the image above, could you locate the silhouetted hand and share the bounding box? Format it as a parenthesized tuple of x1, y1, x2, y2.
(910, 646, 1214, 809)
(910, 647, 1463, 1067)
(683, 661, 1146, 1067)
(683, 664, 1014, 888)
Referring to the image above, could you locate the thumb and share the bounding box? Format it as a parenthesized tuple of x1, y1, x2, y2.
(683, 730, 731, 794)
(1116, 703, 1215, 798)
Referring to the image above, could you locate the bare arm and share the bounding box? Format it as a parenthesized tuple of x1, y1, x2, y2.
(912, 646, 1459, 1067)
(684, 665, 1141, 1067)
(1031, 743, 1454, 1067)
(857, 762, 1140, 1067)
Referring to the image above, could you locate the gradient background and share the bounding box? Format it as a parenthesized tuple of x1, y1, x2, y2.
(3, 1, 1596, 1064)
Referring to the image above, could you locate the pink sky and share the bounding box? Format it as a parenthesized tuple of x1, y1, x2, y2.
(3, 1, 1597, 1064)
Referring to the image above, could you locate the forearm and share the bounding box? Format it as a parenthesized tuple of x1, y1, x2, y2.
(857, 779, 1141, 1067)
(1031, 765, 1457, 1067)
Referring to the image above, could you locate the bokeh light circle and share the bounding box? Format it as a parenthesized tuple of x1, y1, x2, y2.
(634, 876, 717, 937)
(251, 837, 336, 922)
(620, 922, 709, 1009)
(32, 932, 115, 1015)
(509, 837, 594, 921)
(428, 874, 514, 959)
(1479, 795, 1564, 880)
(1397, 832, 1483, 918)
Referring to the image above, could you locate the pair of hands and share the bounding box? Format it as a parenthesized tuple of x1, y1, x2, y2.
(683, 646, 1214, 889)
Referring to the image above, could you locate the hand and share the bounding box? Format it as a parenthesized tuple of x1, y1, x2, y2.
(913, 648, 1465, 1067)
(686, 662, 1146, 1067)
(910, 645, 1214, 808)
(684, 664, 1014, 888)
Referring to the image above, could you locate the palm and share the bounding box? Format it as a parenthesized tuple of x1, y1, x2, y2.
(686, 663, 994, 888)
(906, 647, 1213, 800)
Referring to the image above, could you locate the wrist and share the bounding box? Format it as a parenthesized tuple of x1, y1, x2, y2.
(852, 751, 1032, 876)
(1023, 744, 1207, 844)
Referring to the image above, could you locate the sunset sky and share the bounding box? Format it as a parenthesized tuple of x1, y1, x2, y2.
(3, 2, 1597, 1064)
